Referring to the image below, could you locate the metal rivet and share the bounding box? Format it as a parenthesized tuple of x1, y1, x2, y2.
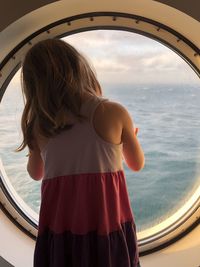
(67, 21, 71, 26)
(177, 38, 181, 42)
(113, 16, 117, 21)
(157, 27, 160, 32)
(90, 17, 94, 21)
(135, 20, 140, 24)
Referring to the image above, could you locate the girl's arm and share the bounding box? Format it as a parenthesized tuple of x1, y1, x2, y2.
(27, 139, 44, 180)
(121, 106, 145, 171)
(89, 98, 145, 171)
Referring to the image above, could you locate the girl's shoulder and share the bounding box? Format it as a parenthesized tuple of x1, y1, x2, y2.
(96, 99, 131, 125)
(92, 99, 130, 145)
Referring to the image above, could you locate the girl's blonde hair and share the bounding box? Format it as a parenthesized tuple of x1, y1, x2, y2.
(17, 39, 102, 151)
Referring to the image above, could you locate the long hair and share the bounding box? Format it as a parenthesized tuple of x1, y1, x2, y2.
(17, 39, 102, 151)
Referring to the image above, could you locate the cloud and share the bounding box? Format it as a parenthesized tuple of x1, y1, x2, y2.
(66, 30, 166, 56)
(141, 52, 182, 71)
(68, 29, 160, 47)
(11, 30, 199, 88)
(7, 69, 21, 89)
(65, 30, 186, 74)
(92, 58, 129, 72)
(90, 50, 185, 81)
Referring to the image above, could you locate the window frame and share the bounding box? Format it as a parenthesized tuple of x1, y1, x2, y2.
(0, 12, 200, 254)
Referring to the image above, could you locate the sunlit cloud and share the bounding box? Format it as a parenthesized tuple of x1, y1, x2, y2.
(9, 69, 21, 88)
(64, 30, 198, 85)
(92, 58, 129, 72)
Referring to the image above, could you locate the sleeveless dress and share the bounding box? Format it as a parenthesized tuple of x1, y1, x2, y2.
(34, 95, 140, 267)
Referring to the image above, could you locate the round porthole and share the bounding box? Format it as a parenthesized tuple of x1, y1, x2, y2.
(0, 12, 200, 254)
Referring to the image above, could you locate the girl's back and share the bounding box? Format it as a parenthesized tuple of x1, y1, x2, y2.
(39, 94, 123, 178)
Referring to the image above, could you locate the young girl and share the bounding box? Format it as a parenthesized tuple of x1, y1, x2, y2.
(18, 39, 144, 267)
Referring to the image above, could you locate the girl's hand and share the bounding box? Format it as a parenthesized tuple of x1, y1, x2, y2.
(135, 127, 139, 136)
(27, 140, 44, 180)
(122, 108, 145, 171)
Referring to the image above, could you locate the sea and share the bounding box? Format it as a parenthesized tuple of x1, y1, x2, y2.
(0, 83, 200, 231)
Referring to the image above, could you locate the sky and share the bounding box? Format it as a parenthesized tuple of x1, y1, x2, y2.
(12, 30, 199, 87)
(64, 30, 199, 86)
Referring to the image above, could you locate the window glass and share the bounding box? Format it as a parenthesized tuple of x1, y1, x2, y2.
(0, 30, 199, 231)
(0, 79, 41, 213)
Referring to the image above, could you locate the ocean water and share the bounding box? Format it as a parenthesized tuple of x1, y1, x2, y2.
(0, 83, 200, 231)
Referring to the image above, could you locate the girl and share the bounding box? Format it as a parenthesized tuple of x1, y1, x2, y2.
(18, 39, 145, 267)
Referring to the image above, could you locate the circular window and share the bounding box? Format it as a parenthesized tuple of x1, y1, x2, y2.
(0, 13, 200, 253)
